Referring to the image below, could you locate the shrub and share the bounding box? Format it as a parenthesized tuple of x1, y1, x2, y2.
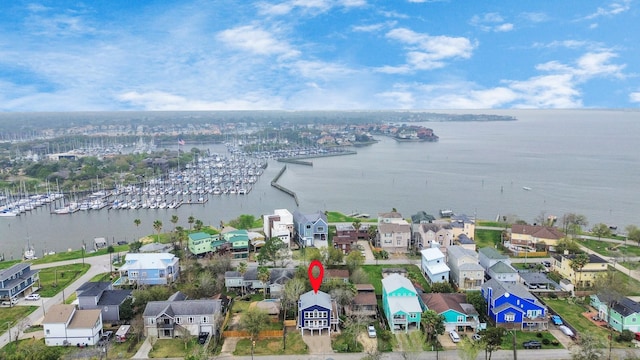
(542, 338, 550, 345)
(549, 293, 558, 299)
(552, 340, 560, 346)
(617, 329, 635, 342)
(536, 332, 543, 338)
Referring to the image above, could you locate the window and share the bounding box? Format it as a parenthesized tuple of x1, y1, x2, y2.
(46, 329, 50, 335)
(505, 314, 515, 322)
(317, 226, 324, 232)
(189, 317, 194, 323)
(397, 239, 402, 245)
(176, 317, 182, 324)
(202, 317, 209, 323)
(457, 316, 465, 322)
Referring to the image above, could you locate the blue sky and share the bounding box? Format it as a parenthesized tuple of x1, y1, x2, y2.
(0, 0, 638, 111)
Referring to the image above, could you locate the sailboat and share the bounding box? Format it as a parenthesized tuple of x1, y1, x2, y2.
(24, 239, 37, 260)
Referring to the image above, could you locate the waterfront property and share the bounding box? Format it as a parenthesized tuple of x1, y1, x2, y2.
(293, 210, 329, 248)
(381, 273, 422, 333)
(412, 222, 454, 252)
(420, 292, 481, 332)
(552, 253, 608, 288)
(221, 229, 250, 259)
(76, 281, 132, 323)
(509, 224, 564, 252)
(297, 290, 339, 335)
(333, 224, 366, 253)
(377, 211, 411, 253)
(0, 263, 39, 301)
(263, 209, 294, 248)
(117, 253, 180, 286)
(43, 304, 103, 346)
(590, 293, 640, 332)
(481, 279, 548, 331)
(143, 298, 224, 338)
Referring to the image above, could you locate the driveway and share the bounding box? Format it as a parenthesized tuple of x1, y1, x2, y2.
(358, 240, 375, 261)
(300, 332, 333, 354)
(357, 331, 377, 353)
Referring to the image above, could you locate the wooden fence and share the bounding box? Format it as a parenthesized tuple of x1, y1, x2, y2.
(222, 329, 284, 339)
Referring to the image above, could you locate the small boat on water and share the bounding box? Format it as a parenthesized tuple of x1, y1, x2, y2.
(24, 240, 37, 260)
(522, 186, 532, 191)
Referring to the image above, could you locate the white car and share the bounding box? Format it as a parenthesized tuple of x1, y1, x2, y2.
(367, 325, 377, 338)
(2, 297, 18, 306)
(449, 330, 460, 343)
(25, 293, 40, 301)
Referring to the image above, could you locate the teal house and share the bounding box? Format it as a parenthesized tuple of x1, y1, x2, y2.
(591, 293, 640, 332)
(223, 230, 250, 259)
(381, 273, 422, 333)
(188, 232, 226, 256)
(420, 292, 482, 333)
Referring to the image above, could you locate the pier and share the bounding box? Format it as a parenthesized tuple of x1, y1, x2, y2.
(270, 166, 299, 206)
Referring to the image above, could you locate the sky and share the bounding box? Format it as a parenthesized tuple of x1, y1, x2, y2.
(0, 0, 638, 111)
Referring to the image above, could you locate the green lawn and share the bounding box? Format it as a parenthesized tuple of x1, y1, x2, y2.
(37, 263, 90, 297)
(0, 306, 39, 336)
(0, 260, 22, 270)
(477, 221, 509, 228)
(609, 267, 640, 296)
(542, 298, 609, 339)
(396, 331, 429, 351)
(233, 332, 308, 355)
(361, 264, 430, 295)
(499, 331, 562, 350)
(148, 338, 201, 358)
(475, 229, 503, 251)
(326, 211, 377, 223)
(29, 244, 128, 265)
(579, 239, 640, 258)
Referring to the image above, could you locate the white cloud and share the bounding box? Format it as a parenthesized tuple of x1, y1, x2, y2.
(470, 12, 514, 32)
(384, 28, 474, 71)
(630, 92, 640, 103)
(257, 0, 366, 16)
(352, 21, 396, 32)
(495, 23, 514, 32)
(584, 0, 631, 20)
(216, 25, 300, 58)
(520, 12, 549, 23)
(117, 91, 284, 111)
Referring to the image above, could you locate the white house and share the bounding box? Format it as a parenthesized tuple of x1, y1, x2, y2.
(447, 245, 485, 291)
(420, 247, 450, 284)
(263, 209, 294, 247)
(117, 253, 180, 286)
(43, 304, 103, 346)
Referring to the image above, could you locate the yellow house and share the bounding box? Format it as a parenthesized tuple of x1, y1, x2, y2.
(552, 253, 608, 288)
(510, 225, 564, 251)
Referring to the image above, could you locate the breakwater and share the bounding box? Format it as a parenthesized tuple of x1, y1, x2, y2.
(270, 165, 299, 206)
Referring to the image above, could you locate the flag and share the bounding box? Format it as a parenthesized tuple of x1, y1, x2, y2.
(178, 139, 185, 146)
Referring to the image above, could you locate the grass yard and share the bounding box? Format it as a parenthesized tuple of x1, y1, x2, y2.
(108, 338, 142, 359)
(579, 239, 640, 258)
(609, 267, 640, 296)
(233, 332, 308, 355)
(475, 229, 503, 250)
(37, 263, 90, 297)
(499, 331, 562, 350)
(0, 260, 21, 270)
(477, 221, 509, 228)
(361, 264, 430, 295)
(30, 245, 128, 265)
(543, 298, 610, 340)
(396, 331, 429, 351)
(0, 306, 39, 336)
(149, 338, 202, 358)
(326, 211, 377, 223)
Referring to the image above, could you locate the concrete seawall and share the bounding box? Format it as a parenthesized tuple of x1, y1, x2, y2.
(270, 165, 299, 206)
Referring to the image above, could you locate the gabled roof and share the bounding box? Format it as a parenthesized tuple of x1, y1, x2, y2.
(611, 297, 640, 317)
(97, 290, 132, 306)
(326, 269, 350, 279)
(419, 223, 452, 233)
(43, 304, 75, 324)
(299, 290, 331, 310)
(167, 291, 188, 301)
(458, 234, 474, 244)
(355, 284, 375, 292)
(447, 245, 478, 261)
(489, 262, 517, 274)
(482, 279, 543, 307)
(293, 210, 327, 225)
(68, 309, 102, 329)
(378, 222, 411, 233)
(188, 232, 211, 241)
(388, 296, 422, 315)
(143, 299, 222, 318)
(77, 281, 111, 297)
(479, 247, 508, 260)
(421, 247, 445, 261)
(269, 268, 295, 285)
(379, 211, 403, 219)
(0, 263, 31, 282)
(353, 292, 377, 306)
(511, 224, 564, 239)
(421, 293, 477, 316)
(427, 263, 451, 274)
(557, 253, 608, 264)
(120, 253, 177, 270)
(382, 273, 416, 295)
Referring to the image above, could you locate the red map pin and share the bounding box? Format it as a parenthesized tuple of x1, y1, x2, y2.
(308, 260, 324, 293)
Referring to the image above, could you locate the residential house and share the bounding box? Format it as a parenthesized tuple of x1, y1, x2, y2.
(324, 269, 350, 284)
(478, 247, 519, 283)
(450, 214, 476, 241)
(519, 272, 559, 290)
(117, 253, 179, 286)
(188, 232, 226, 256)
(333, 224, 368, 253)
(43, 304, 103, 346)
(590, 294, 640, 332)
(457, 234, 476, 251)
(143, 299, 224, 338)
(297, 290, 339, 335)
(263, 209, 294, 248)
(552, 253, 608, 288)
(347, 284, 377, 317)
(481, 279, 548, 331)
(0, 263, 39, 300)
(377, 221, 411, 253)
(446, 245, 484, 291)
(420, 293, 480, 332)
(510, 224, 564, 251)
(478, 247, 510, 270)
(412, 223, 454, 251)
(420, 247, 450, 285)
(76, 281, 132, 323)
(382, 273, 422, 333)
(378, 211, 405, 224)
(139, 242, 173, 253)
(224, 271, 244, 291)
(269, 268, 295, 298)
(239, 267, 267, 294)
(220, 229, 250, 259)
(293, 210, 328, 248)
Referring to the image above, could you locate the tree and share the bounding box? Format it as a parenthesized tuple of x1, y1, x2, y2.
(458, 337, 483, 360)
(594, 270, 627, 359)
(257, 266, 270, 299)
(466, 291, 488, 323)
(323, 246, 344, 266)
(188, 215, 195, 231)
(153, 220, 163, 242)
(282, 277, 306, 319)
(350, 268, 369, 284)
(134, 218, 141, 238)
(175, 225, 185, 250)
(430, 282, 454, 293)
(562, 213, 588, 238)
(330, 284, 356, 316)
(591, 223, 611, 240)
(352, 219, 362, 237)
(571, 332, 604, 360)
(194, 219, 204, 231)
(480, 327, 505, 360)
(570, 253, 589, 289)
(229, 214, 256, 229)
(555, 237, 581, 254)
(240, 308, 270, 342)
(420, 309, 445, 342)
(237, 262, 248, 297)
(305, 247, 323, 263)
(345, 250, 364, 271)
(626, 225, 640, 245)
(257, 237, 286, 267)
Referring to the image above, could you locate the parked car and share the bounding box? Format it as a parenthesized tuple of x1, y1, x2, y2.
(551, 315, 563, 325)
(523, 340, 542, 349)
(1, 298, 18, 306)
(449, 330, 460, 343)
(559, 325, 575, 337)
(25, 293, 40, 301)
(367, 325, 377, 338)
(198, 332, 209, 345)
(472, 333, 482, 341)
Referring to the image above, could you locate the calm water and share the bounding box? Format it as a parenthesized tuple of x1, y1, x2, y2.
(1, 109, 639, 260)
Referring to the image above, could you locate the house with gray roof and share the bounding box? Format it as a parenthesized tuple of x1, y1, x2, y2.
(117, 253, 179, 286)
(0, 262, 39, 301)
(143, 299, 223, 338)
(446, 245, 484, 291)
(297, 290, 339, 335)
(456, 234, 476, 251)
(478, 247, 510, 270)
(487, 262, 519, 284)
(481, 279, 547, 331)
(43, 304, 103, 346)
(293, 210, 328, 248)
(76, 281, 132, 322)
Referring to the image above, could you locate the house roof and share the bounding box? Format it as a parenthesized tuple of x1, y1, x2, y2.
(355, 284, 375, 292)
(120, 253, 177, 270)
(511, 224, 564, 239)
(519, 272, 558, 286)
(293, 210, 327, 224)
(612, 298, 640, 317)
(326, 269, 350, 279)
(379, 222, 410, 233)
(269, 268, 295, 284)
(419, 223, 452, 233)
(421, 293, 477, 316)
(140, 242, 173, 253)
(410, 211, 435, 224)
(143, 299, 223, 317)
(458, 234, 474, 244)
(77, 281, 111, 297)
(299, 290, 331, 310)
(353, 292, 377, 306)
(382, 273, 416, 295)
(451, 214, 474, 223)
(482, 279, 543, 307)
(97, 290, 132, 306)
(479, 247, 508, 260)
(489, 262, 517, 274)
(188, 232, 211, 241)
(225, 271, 242, 278)
(447, 245, 478, 261)
(379, 211, 403, 219)
(421, 248, 445, 261)
(0, 263, 31, 282)
(43, 304, 75, 324)
(68, 309, 102, 329)
(167, 291, 189, 301)
(427, 263, 451, 274)
(388, 296, 422, 315)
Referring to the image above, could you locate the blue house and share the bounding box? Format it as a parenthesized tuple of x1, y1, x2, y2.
(481, 279, 548, 331)
(117, 253, 179, 286)
(293, 210, 328, 248)
(0, 263, 39, 301)
(297, 290, 339, 336)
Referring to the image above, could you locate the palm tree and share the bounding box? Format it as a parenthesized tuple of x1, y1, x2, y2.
(175, 226, 185, 251)
(134, 219, 141, 239)
(170, 215, 179, 230)
(153, 220, 163, 242)
(237, 262, 248, 297)
(257, 266, 270, 300)
(570, 253, 590, 289)
(188, 216, 195, 231)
